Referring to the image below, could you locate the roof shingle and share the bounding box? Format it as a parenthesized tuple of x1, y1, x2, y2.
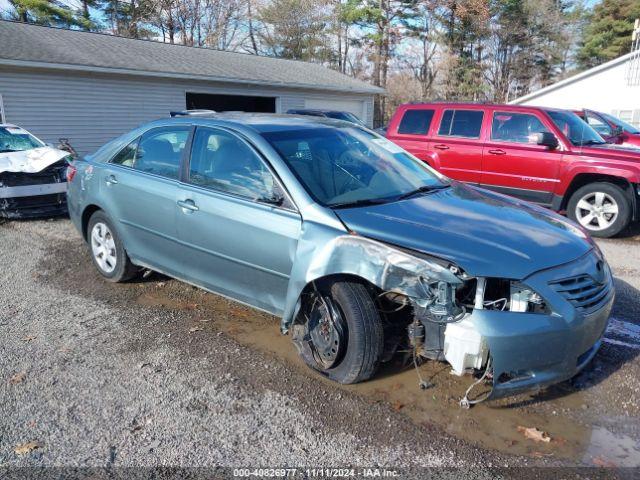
(0, 20, 382, 94)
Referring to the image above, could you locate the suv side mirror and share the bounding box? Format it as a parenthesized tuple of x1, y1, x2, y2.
(534, 132, 559, 149)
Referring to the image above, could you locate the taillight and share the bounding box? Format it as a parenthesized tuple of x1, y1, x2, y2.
(66, 164, 77, 182)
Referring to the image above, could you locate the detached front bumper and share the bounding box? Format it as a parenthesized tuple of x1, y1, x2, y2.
(473, 250, 614, 400)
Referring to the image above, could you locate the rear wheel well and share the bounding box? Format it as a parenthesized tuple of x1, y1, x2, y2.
(81, 204, 102, 241)
(562, 174, 634, 211)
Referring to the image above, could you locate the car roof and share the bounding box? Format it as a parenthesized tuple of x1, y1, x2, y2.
(152, 112, 359, 133)
(398, 102, 568, 113)
(0, 123, 18, 128)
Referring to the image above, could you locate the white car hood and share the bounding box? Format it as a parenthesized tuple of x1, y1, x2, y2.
(0, 147, 70, 174)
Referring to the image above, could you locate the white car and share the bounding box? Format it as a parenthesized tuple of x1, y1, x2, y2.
(0, 124, 70, 219)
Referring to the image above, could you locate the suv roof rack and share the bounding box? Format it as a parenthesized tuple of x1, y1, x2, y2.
(170, 109, 216, 117)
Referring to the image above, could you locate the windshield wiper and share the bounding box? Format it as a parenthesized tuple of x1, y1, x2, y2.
(396, 184, 450, 201)
(331, 197, 394, 209)
(0, 149, 20, 153)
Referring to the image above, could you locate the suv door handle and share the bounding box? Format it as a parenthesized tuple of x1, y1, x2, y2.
(177, 199, 199, 212)
(433, 144, 450, 150)
(105, 174, 118, 185)
(488, 149, 506, 155)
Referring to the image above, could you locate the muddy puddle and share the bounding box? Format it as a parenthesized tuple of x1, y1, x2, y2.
(132, 281, 640, 466)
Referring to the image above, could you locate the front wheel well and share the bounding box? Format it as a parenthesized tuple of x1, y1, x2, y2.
(81, 204, 102, 241)
(561, 174, 634, 211)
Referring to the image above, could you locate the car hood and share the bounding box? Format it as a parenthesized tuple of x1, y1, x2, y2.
(580, 143, 640, 159)
(333, 183, 594, 279)
(0, 147, 69, 174)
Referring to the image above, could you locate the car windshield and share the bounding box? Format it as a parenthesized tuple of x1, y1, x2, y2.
(545, 110, 607, 146)
(0, 126, 44, 153)
(262, 126, 449, 208)
(601, 113, 640, 134)
(325, 111, 366, 126)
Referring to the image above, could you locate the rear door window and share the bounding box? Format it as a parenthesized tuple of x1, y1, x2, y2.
(491, 112, 549, 144)
(397, 109, 435, 135)
(437, 110, 484, 138)
(133, 127, 190, 180)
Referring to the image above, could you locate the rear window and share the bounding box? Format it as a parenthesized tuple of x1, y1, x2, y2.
(437, 110, 484, 138)
(397, 109, 434, 135)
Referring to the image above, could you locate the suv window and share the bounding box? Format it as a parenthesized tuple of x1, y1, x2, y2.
(585, 112, 613, 136)
(189, 127, 276, 201)
(397, 109, 435, 135)
(491, 112, 549, 143)
(133, 127, 190, 179)
(438, 110, 484, 138)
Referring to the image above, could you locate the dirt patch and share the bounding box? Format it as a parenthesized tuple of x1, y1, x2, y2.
(37, 235, 640, 466)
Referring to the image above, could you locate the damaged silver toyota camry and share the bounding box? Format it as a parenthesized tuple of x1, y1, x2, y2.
(66, 113, 614, 404)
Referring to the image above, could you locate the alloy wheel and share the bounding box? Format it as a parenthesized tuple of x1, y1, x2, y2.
(90, 222, 117, 273)
(575, 192, 619, 231)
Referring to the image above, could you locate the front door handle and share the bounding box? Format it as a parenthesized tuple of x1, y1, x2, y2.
(105, 174, 118, 185)
(433, 144, 450, 150)
(488, 149, 506, 155)
(177, 199, 199, 212)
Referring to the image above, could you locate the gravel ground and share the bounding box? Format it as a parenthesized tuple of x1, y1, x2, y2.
(1, 218, 638, 476)
(0, 219, 510, 473)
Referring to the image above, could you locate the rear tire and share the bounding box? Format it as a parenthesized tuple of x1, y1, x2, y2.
(567, 182, 631, 238)
(87, 210, 138, 282)
(292, 281, 384, 384)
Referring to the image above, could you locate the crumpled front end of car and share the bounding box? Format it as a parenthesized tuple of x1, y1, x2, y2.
(283, 225, 613, 404)
(0, 160, 68, 219)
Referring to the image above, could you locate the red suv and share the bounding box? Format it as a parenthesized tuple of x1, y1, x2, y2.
(573, 109, 640, 149)
(386, 103, 640, 237)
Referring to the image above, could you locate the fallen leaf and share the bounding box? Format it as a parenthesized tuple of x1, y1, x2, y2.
(26, 420, 37, 429)
(14, 441, 42, 455)
(593, 456, 617, 468)
(189, 326, 203, 333)
(530, 451, 554, 458)
(391, 400, 404, 411)
(517, 426, 551, 443)
(22, 336, 37, 342)
(9, 372, 26, 384)
(184, 303, 199, 310)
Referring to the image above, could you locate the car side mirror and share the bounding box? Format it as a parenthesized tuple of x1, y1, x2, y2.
(612, 126, 623, 137)
(534, 132, 559, 149)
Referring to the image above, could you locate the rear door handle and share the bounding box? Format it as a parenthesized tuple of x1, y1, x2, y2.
(433, 144, 450, 150)
(488, 149, 506, 155)
(105, 174, 118, 185)
(177, 199, 199, 212)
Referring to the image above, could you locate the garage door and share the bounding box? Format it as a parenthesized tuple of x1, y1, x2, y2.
(305, 99, 365, 122)
(187, 92, 276, 113)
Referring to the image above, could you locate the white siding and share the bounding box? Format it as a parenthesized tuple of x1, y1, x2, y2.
(513, 59, 640, 127)
(0, 67, 375, 154)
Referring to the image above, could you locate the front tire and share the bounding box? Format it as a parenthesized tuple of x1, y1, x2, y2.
(292, 281, 384, 384)
(567, 182, 631, 238)
(87, 210, 138, 282)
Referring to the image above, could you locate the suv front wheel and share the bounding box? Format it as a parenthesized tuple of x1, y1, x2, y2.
(567, 182, 631, 238)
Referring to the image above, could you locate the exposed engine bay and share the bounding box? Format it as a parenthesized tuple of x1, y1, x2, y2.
(376, 270, 551, 407)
